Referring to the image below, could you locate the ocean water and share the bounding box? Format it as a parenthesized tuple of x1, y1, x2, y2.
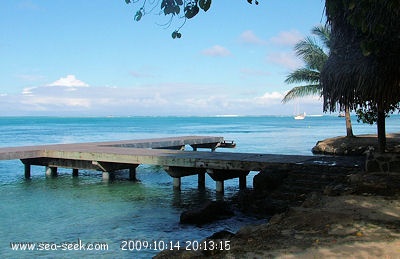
(0, 115, 399, 258)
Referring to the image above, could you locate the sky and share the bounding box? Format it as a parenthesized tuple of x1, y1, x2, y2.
(0, 0, 328, 116)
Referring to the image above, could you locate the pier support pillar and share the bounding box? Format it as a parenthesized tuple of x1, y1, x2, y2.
(45, 166, 57, 177)
(216, 181, 224, 193)
(239, 175, 247, 190)
(24, 164, 31, 179)
(129, 168, 137, 181)
(102, 172, 115, 181)
(173, 177, 181, 190)
(72, 168, 79, 177)
(198, 173, 206, 189)
(128, 165, 139, 181)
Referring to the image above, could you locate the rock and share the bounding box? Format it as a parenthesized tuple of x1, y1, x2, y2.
(312, 134, 400, 156)
(323, 184, 350, 196)
(349, 172, 400, 196)
(180, 201, 234, 225)
(253, 169, 288, 193)
(207, 230, 235, 240)
(235, 189, 288, 216)
(301, 192, 322, 208)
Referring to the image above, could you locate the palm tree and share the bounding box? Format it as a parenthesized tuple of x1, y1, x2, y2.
(282, 24, 354, 137)
(322, 0, 400, 152)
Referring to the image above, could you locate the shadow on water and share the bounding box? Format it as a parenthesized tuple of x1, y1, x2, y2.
(2, 161, 261, 258)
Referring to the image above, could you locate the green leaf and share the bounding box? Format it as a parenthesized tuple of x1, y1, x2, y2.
(134, 10, 143, 21)
(246, 0, 259, 5)
(199, 0, 211, 12)
(174, 5, 180, 15)
(125, 0, 131, 4)
(171, 31, 182, 39)
(172, 31, 177, 39)
(184, 5, 199, 19)
(175, 0, 183, 5)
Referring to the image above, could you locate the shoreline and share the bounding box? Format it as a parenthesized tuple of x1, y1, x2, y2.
(156, 134, 400, 258)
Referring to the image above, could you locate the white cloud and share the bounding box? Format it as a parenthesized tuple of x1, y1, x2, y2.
(22, 87, 35, 96)
(239, 30, 267, 45)
(202, 45, 231, 57)
(267, 52, 303, 70)
(270, 30, 303, 46)
(0, 79, 324, 116)
(47, 75, 89, 87)
(254, 91, 284, 105)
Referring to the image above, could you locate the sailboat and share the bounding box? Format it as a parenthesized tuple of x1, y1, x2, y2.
(294, 112, 306, 120)
(293, 101, 306, 120)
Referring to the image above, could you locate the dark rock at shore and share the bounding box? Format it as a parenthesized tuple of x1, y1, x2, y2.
(235, 189, 289, 216)
(253, 168, 289, 194)
(312, 133, 400, 156)
(180, 201, 234, 225)
(207, 230, 235, 240)
(347, 171, 400, 196)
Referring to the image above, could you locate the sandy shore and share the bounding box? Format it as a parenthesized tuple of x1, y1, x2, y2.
(222, 194, 400, 258)
(156, 193, 400, 259)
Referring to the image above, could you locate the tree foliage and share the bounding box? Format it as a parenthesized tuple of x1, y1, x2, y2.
(282, 25, 330, 103)
(322, 0, 400, 151)
(356, 103, 400, 125)
(124, 0, 258, 38)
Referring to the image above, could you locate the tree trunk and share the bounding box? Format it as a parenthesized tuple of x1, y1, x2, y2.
(377, 104, 386, 153)
(345, 106, 354, 137)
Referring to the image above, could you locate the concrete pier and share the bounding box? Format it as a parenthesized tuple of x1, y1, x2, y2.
(45, 166, 57, 177)
(0, 136, 365, 193)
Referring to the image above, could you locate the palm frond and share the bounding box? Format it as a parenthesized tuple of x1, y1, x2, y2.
(285, 69, 320, 85)
(311, 24, 331, 49)
(282, 85, 321, 103)
(295, 37, 328, 70)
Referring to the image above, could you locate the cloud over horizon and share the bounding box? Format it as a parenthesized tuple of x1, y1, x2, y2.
(47, 75, 89, 87)
(0, 74, 323, 116)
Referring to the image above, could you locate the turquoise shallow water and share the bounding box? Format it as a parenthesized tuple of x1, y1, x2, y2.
(0, 116, 399, 258)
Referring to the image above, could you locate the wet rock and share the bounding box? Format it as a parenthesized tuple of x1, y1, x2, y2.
(180, 201, 234, 225)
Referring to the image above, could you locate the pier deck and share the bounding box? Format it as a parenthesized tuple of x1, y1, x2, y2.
(0, 136, 364, 193)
